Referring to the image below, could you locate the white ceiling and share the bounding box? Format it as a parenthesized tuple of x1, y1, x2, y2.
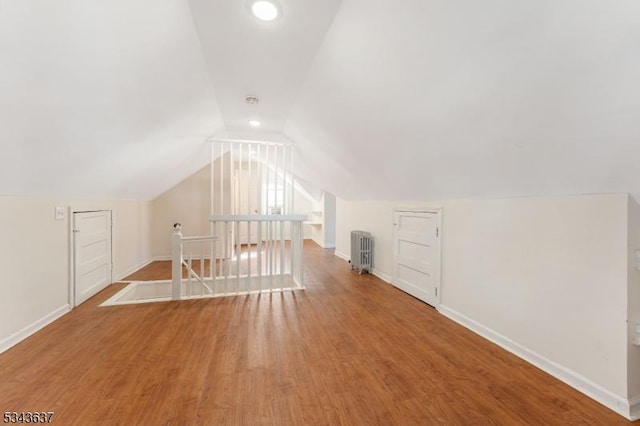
(0, 0, 223, 199)
(188, 0, 342, 134)
(1, 0, 640, 201)
(286, 0, 640, 200)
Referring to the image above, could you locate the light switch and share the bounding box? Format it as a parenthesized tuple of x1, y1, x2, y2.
(55, 206, 65, 220)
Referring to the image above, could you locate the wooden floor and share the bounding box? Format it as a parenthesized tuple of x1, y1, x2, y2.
(0, 242, 634, 425)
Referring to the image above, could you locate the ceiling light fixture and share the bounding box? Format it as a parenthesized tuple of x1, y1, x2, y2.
(249, 120, 261, 127)
(251, 1, 279, 21)
(245, 95, 260, 104)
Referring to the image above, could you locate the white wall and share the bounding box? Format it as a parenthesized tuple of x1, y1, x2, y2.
(0, 196, 152, 354)
(310, 191, 336, 249)
(151, 165, 213, 258)
(627, 197, 640, 416)
(323, 192, 336, 248)
(0, 0, 224, 200)
(335, 199, 395, 277)
(294, 185, 314, 240)
(105, 200, 152, 280)
(336, 193, 633, 417)
(151, 162, 315, 258)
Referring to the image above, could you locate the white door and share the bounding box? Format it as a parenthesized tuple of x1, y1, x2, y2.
(73, 211, 112, 306)
(392, 210, 441, 307)
(236, 162, 262, 244)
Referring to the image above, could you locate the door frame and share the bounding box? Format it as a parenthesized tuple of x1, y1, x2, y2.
(68, 208, 113, 308)
(392, 207, 443, 308)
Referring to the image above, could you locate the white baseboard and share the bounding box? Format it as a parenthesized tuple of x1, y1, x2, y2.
(438, 305, 634, 420)
(334, 251, 349, 262)
(334, 251, 389, 281)
(311, 237, 332, 248)
(629, 395, 640, 421)
(0, 305, 70, 355)
(114, 258, 154, 281)
(372, 269, 391, 283)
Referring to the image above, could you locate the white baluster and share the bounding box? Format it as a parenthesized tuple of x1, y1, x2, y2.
(171, 225, 183, 300)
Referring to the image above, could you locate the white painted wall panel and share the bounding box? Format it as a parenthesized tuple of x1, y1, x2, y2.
(0, 196, 152, 353)
(151, 163, 315, 258)
(627, 197, 640, 400)
(336, 193, 629, 401)
(0, 0, 223, 199)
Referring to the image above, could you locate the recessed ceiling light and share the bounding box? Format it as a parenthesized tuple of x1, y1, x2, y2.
(251, 1, 279, 21)
(249, 120, 261, 127)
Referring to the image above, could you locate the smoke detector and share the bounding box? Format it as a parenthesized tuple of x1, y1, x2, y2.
(246, 96, 260, 105)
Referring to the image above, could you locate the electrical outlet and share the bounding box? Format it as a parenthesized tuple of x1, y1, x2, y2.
(55, 206, 65, 220)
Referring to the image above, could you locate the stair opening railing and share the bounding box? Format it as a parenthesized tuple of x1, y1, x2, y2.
(171, 216, 305, 301)
(171, 224, 218, 300)
(211, 214, 306, 294)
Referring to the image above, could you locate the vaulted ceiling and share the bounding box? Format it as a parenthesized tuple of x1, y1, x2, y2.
(1, 0, 639, 201)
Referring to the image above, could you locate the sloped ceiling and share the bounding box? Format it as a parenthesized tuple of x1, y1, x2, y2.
(187, 0, 342, 134)
(0, 0, 223, 199)
(287, 0, 640, 201)
(2, 0, 640, 201)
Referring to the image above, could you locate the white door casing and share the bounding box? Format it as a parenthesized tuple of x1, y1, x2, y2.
(392, 209, 441, 308)
(73, 210, 112, 306)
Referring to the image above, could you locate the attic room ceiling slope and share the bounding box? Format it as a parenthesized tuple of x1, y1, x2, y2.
(286, 0, 640, 201)
(187, 0, 342, 135)
(0, 0, 223, 200)
(3, 0, 640, 202)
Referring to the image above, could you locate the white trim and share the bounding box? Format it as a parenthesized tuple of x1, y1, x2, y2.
(153, 255, 223, 262)
(335, 251, 349, 262)
(0, 305, 70, 355)
(311, 237, 335, 249)
(630, 395, 640, 421)
(335, 250, 388, 280)
(372, 269, 391, 283)
(101, 275, 304, 307)
(211, 214, 307, 221)
(394, 205, 443, 215)
(69, 208, 113, 308)
(438, 305, 635, 420)
(114, 258, 154, 282)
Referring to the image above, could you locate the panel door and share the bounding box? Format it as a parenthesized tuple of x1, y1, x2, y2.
(74, 211, 112, 306)
(392, 210, 441, 307)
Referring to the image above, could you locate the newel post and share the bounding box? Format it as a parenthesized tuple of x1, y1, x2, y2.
(171, 223, 183, 300)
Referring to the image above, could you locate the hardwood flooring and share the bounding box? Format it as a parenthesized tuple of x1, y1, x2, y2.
(0, 241, 634, 425)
